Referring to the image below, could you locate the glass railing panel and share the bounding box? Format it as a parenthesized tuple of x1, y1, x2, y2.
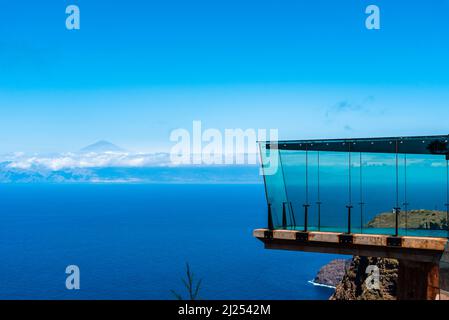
(317, 151, 351, 233)
(361, 152, 399, 236)
(307, 151, 320, 231)
(278, 149, 321, 231)
(404, 154, 448, 238)
(259, 143, 289, 229)
(350, 152, 363, 234)
(396, 153, 408, 236)
(279, 150, 306, 230)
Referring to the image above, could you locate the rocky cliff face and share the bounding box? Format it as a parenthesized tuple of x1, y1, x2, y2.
(330, 256, 399, 300)
(313, 259, 351, 287)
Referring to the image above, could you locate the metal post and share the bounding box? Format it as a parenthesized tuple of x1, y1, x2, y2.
(303, 204, 310, 232)
(394, 140, 401, 237)
(347, 143, 353, 234)
(268, 203, 274, 230)
(346, 205, 353, 234)
(403, 154, 409, 235)
(282, 202, 287, 229)
(394, 207, 401, 237)
(303, 147, 309, 232)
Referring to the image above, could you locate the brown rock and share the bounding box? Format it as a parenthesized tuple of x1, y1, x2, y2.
(313, 259, 351, 287)
(330, 256, 398, 300)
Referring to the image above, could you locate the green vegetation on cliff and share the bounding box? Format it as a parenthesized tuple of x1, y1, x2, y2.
(366, 209, 448, 230)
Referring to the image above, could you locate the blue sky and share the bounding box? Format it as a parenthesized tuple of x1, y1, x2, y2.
(1, 0, 448, 153)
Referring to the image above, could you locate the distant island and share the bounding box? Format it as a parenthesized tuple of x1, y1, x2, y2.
(366, 209, 448, 230)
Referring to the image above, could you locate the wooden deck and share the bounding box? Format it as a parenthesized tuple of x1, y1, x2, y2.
(253, 229, 448, 263)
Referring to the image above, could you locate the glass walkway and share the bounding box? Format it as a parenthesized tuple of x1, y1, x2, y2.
(259, 135, 449, 238)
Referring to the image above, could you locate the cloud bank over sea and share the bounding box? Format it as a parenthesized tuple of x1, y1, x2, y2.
(2, 151, 171, 171)
(0, 150, 261, 184)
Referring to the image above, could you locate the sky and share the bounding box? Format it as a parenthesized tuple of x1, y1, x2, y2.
(0, 0, 449, 153)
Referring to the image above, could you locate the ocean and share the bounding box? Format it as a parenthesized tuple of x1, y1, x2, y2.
(0, 183, 338, 300)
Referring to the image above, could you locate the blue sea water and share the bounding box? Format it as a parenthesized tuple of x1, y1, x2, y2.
(0, 183, 338, 300)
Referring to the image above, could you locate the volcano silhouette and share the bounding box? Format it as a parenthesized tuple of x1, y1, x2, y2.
(80, 140, 125, 153)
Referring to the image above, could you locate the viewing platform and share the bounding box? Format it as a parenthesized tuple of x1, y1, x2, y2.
(255, 135, 449, 300)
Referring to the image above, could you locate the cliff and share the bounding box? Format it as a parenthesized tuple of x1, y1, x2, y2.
(366, 209, 448, 230)
(331, 256, 398, 300)
(313, 259, 351, 287)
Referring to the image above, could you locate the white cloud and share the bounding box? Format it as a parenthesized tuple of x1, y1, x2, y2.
(3, 151, 172, 171)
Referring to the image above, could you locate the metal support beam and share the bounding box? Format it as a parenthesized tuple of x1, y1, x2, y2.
(394, 207, 401, 237)
(346, 205, 353, 234)
(282, 202, 287, 229)
(267, 203, 274, 230)
(303, 204, 310, 232)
